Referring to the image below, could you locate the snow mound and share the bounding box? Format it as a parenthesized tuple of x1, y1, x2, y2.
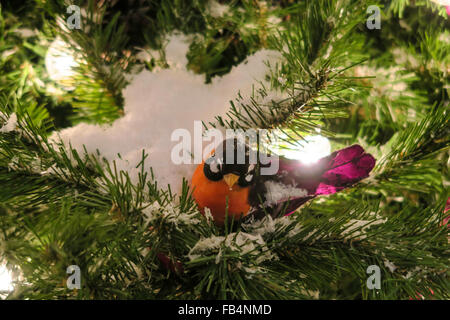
(50, 34, 281, 194)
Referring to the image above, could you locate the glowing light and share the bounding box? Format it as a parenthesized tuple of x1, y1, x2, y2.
(275, 135, 331, 164)
(0, 263, 14, 296)
(430, 0, 450, 6)
(45, 37, 79, 89)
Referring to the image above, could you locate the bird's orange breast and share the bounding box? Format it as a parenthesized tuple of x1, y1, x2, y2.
(191, 163, 251, 225)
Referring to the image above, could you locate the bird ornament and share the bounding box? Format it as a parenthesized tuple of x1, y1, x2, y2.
(191, 138, 375, 225)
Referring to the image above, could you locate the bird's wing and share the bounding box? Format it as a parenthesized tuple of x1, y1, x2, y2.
(246, 145, 375, 220)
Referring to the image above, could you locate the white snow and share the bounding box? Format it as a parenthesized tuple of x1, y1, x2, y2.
(142, 200, 201, 229)
(243, 215, 290, 236)
(207, 0, 230, 18)
(2, 48, 17, 59)
(341, 217, 386, 240)
(203, 207, 214, 223)
(0, 113, 18, 133)
(14, 28, 36, 38)
(241, 214, 307, 240)
(263, 180, 308, 206)
(7, 156, 20, 172)
(188, 231, 277, 266)
(187, 234, 225, 261)
(384, 259, 397, 273)
(299, 288, 320, 299)
(50, 34, 281, 195)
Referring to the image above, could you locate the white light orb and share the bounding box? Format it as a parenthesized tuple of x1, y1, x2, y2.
(277, 135, 331, 164)
(0, 263, 13, 297)
(430, 0, 450, 5)
(45, 37, 79, 88)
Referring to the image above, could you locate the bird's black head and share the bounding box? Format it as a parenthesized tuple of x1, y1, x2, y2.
(203, 138, 260, 188)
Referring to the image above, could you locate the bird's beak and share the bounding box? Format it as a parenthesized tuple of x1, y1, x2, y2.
(223, 173, 240, 189)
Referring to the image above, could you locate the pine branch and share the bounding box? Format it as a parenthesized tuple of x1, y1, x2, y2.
(211, 0, 371, 136)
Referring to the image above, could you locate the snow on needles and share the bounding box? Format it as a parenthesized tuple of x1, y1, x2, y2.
(207, 0, 230, 17)
(263, 180, 309, 207)
(50, 34, 282, 195)
(188, 231, 278, 268)
(142, 201, 201, 230)
(0, 113, 18, 133)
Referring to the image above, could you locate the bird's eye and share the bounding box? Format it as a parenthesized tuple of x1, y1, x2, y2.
(204, 156, 223, 181)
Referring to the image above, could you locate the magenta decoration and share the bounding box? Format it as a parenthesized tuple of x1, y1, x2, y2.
(247, 144, 376, 219)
